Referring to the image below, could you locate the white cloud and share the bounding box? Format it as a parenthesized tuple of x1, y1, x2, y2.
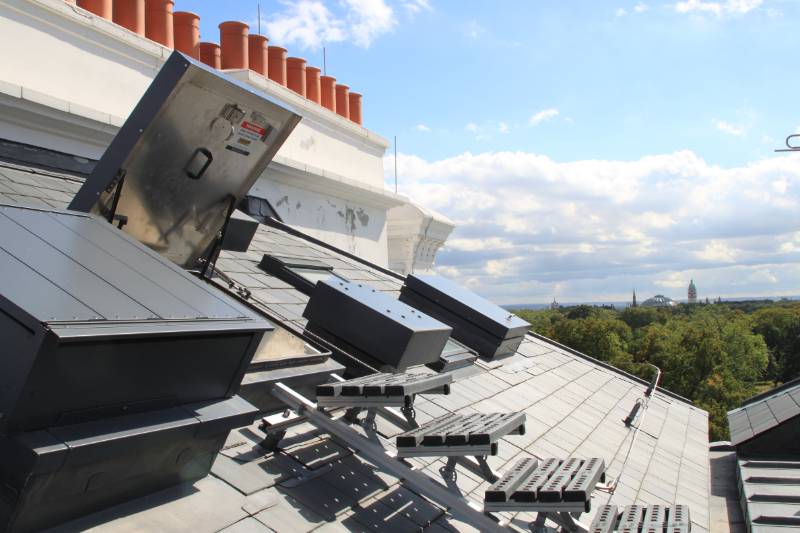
(384, 149, 800, 303)
(617, 3, 648, 16)
(403, 0, 431, 15)
(465, 122, 479, 133)
(344, 0, 396, 47)
(714, 119, 746, 136)
(529, 108, 560, 126)
(498, 122, 509, 134)
(748, 269, 778, 284)
(655, 272, 690, 289)
(415, 124, 431, 132)
(263, 0, 396, 50)
(696, 240, 738, 262)
(675, 0, 762, 16)
(464, 20, 485, 39)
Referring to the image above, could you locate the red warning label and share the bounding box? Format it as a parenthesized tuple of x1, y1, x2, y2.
(241, 121, 266, 136)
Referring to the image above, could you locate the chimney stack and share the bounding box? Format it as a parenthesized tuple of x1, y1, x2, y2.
(78, 0, 112, 19)
(287, 57, 307, 97)
(219, 21, 249, 70)
(248, 35, 269, 77)
(199, 42, 221, 69)
(320, 75, 336, 112)
(268, 46, 288, 86)
(306, 67, 321, 104)
(335, 84, 350, 120)
(145, 0, 174, 48)
(173, 11, 200, 59)
(348, 92, 362, 125)
(112, 0, 145, 35)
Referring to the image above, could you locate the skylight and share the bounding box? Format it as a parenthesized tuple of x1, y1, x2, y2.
(259, 254, 343, 295)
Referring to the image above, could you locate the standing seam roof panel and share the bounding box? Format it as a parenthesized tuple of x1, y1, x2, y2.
(0, 210, 152, 320)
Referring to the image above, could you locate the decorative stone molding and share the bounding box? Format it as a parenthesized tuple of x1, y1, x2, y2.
(387, 203, 455, 276)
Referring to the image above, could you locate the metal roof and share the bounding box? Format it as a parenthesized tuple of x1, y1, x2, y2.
(0, 157, 712, 533)
(728, 381, 800, 447)
(736, 458, 800, 533)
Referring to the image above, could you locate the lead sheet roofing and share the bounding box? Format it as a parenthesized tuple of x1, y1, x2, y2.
(0, 159, 711, 533)
(728, 379, 800, 447)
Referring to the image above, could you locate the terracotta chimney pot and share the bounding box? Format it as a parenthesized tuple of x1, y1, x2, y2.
(335, 84, 350, 120)
(306, 67, 321, 104)
(219, 21, 249, 70)
(78, 0, 112, 19)
(287, 57, 307, 97)
(173, 12, 200, 59)
(320, 75, 336, 112)
(247, 35, 269, 76)
(348, 92, 362, 125)
(145, 0, 174, 48)
(113, 0, 145, 35)
(267, 46, 287, 86)
(199, 42, 221, 69)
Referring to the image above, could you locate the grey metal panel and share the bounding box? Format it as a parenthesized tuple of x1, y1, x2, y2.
(70, 52, 301, 270)
(54, 208, 250, 319)
(765, 393, 800, 423)
(748, 402, 779, 435)
(4, 206, 204, 320)
(728, 409, 754, 446)
(0, 209, 154, 320)
(0, 246, 97, 322)
(0, 396, 256, 533)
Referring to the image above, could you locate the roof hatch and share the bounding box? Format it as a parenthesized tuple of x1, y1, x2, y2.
(69, 51, 301, 270)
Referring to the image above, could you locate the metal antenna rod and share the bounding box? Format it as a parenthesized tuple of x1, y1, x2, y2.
(323, 47, 327, 75)
(257, 3, 261, 34)
(394, 135, 398, 193)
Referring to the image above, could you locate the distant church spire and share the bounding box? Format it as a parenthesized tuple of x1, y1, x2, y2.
(632, 289, 637, 308)
(688, 279, 697, 304)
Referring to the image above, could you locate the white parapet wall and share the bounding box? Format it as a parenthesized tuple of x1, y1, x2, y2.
(0, 0, 453, 269)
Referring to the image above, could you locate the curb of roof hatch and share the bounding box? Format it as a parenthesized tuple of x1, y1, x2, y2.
(526, 331, 694, 406)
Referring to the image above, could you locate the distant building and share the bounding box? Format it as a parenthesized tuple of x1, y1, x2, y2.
(550, 298, 560, 310)
(632, 289, 638, 308)
(641, 295, 677, 308)
(688, 279, 697, 304)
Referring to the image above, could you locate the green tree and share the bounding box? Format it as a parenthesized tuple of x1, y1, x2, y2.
(752, 306, 800, 383)
(620, 307, 663, 330)
(552, 316, 633, 367)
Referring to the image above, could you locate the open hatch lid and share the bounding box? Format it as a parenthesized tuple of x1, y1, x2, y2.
(69, 51, 301, 269)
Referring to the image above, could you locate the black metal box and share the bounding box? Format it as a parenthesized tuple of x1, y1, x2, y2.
(399, 274, 530, 359)
(221, 209, 259, 252)
(0, 395, 257, 533)
(302, 279, 452, 370)
(0, 204, 272, 433)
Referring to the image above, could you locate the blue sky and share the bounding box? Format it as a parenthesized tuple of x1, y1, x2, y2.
(179, 0, 800, 304)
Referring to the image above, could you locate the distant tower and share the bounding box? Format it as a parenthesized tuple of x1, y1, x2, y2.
(550, 298, 559, 310)
(632, 289, 638, 308)
(688, 279, 697, 304)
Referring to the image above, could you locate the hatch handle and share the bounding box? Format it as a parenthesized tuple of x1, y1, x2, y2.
(184, 148, 213, 180)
